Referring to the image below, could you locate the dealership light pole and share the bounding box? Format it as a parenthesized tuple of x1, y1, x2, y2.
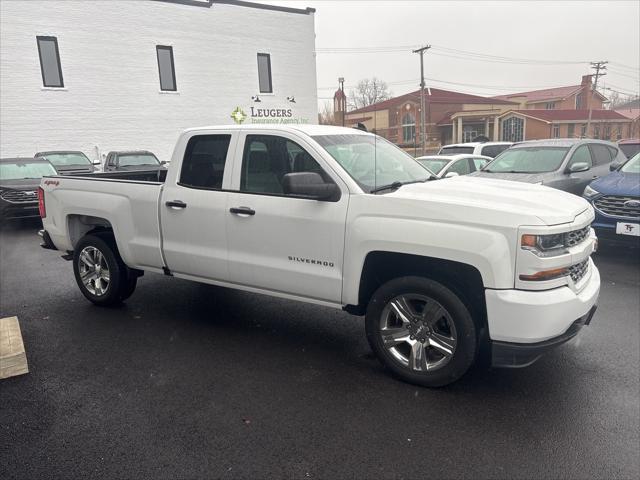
(413, 45, 430, 155)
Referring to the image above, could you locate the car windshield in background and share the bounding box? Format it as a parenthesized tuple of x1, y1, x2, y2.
(620, 153, 640, 173)
(485, 147, 569, 173)
(119, 154, 160, 167)
(619, 143, 640, 159)
(417, 158, 449, 174)
(313, 134, 432, 192)
(43, 153, 91, 166)
(440, 146, 474, 155)
(0, 161, 57, 180)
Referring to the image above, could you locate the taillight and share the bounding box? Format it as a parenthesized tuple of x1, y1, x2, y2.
(37, 187, 46, 218)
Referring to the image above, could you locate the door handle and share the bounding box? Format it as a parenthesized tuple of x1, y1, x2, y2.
(165, 200, 187, 209)
(229, 206, 255, 216)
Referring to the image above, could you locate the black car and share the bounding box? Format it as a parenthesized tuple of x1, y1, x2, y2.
(0, 158, 57, 220)
(104, 150, 166, 172)
(34, 150, 98, 175)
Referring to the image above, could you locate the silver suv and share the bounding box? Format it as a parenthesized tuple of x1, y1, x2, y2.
(470, 139, 628, 195)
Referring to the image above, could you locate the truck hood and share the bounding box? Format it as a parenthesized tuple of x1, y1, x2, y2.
(387, 176, 589, 226)
(589, 170, 640, 197)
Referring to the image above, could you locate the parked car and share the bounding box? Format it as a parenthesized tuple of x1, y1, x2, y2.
(1, 157, 57, 219)
(618, 138, 640, 159)
(583, 151, 640, 244)
(38, 124, 599, 387)
(104, 150, 166, 172)
(34, 150, 98, 175)
(438, 141, 512, 158)
(471, 139, 627, 195)
(416, 154, 491, 178)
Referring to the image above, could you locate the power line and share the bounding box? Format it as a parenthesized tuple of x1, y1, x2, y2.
(316, 44, 589, 65)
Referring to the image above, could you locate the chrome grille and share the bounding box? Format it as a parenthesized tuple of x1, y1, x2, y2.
(594, 195, 640, 220)
(0, 190, 38, 203)
(564, 226, 590, 247)
(568, 258, 589, 283)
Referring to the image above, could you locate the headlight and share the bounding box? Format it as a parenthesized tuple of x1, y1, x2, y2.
(521, 233, 568, 257)
(583, 185, 599, 199)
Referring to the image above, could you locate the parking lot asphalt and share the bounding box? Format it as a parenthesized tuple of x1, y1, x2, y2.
(0, 219, 639, 480)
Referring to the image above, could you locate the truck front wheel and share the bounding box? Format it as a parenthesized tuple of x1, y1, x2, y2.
(73, 234, 135, 306)
(365, 276, 477, 387)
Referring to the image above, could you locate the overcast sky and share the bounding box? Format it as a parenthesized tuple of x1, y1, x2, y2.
(257, 0, 640, 107)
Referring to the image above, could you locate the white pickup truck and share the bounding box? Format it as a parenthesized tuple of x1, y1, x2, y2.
(38, 124, 600, 387)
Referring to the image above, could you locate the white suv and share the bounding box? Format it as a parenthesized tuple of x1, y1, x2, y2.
(439, 142, 512, 158)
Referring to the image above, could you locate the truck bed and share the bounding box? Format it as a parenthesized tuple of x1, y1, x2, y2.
(74, 169, 168, 183)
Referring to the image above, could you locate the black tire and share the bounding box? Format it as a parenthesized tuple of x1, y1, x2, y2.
(73, 234, 134, 306)
(365, 276, 477, 387)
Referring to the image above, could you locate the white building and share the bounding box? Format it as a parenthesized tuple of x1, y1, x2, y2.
(0, 0, 318, 161)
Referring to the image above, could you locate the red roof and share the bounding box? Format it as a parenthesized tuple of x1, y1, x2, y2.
(347, 87, 516, 115)
(615, 108, 640, 120)
(502, 109, 630, 122)
(493, 85, 582, 103)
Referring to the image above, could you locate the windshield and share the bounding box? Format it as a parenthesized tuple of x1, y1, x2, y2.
(313, 134, 432, 192)
(0, 161, 57, 180)
(416, 157, 449, 174)
(619, 143, 640, 159)
(484, 147, 569, 173)
(42, 152, 91, 166)
(118, 153, 160, 167)
(439, 146, 474, 155)
(621, 152, 640, 173)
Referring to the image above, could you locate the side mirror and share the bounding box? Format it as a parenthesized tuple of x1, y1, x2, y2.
(93, 160, 101, 165)
(568, 162, 589, 173)
(282, 172, 340, 201)
(610, 161, 623, 171)
(161, 161, 168, 165)
(444, 171, 459, 178)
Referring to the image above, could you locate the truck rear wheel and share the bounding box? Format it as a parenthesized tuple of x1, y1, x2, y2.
(365, 276, 477, 387)
(73, 234, 135, 306)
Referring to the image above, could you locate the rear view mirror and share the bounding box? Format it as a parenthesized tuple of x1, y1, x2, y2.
(568, 162, 589, 173)
(282, 172, 340, 201)
(444, 172, 459, 178)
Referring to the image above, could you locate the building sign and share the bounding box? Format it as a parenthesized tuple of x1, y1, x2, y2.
(230, 106, 309, 125)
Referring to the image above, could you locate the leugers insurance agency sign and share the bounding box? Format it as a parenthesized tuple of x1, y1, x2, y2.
(230, 106, 310, 125)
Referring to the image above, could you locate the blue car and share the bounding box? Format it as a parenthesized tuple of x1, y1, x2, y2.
(583, 152, 640, 245)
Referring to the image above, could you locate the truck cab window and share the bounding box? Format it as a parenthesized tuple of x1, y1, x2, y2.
(180, 135, 232, 189)
(240, 135, 328, 195)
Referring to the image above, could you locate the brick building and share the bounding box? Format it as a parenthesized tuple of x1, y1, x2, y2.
(340, 74, 632, 152)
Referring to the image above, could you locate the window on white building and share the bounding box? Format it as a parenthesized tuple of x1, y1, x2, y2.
(257, 53, 272, 93)
(156, 46, 177, 91)
(402, 113, 416, 143)
(36, 36, 64, 88)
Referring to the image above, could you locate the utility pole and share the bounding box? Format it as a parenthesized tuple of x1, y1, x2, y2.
(585, 61, 607, 138)
(413, 45, 430, 155)
(338, 77, 345, 127)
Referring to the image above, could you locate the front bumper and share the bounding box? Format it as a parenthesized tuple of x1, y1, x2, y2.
(492, 305, 597, 367)
(486, 261, 600, 366)
(0, 201, 39, 220)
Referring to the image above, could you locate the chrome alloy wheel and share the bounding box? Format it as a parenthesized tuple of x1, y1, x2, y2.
(379, 294, 457, 372)
(78, 246, 110, 296)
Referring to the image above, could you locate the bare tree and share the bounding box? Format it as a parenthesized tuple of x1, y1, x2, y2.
(348, 77, 391, 110)
(318, 100, 336, 125)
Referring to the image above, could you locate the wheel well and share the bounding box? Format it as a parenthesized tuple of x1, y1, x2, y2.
(67, 214, 114, 248)
(355, 251, 487, 330)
